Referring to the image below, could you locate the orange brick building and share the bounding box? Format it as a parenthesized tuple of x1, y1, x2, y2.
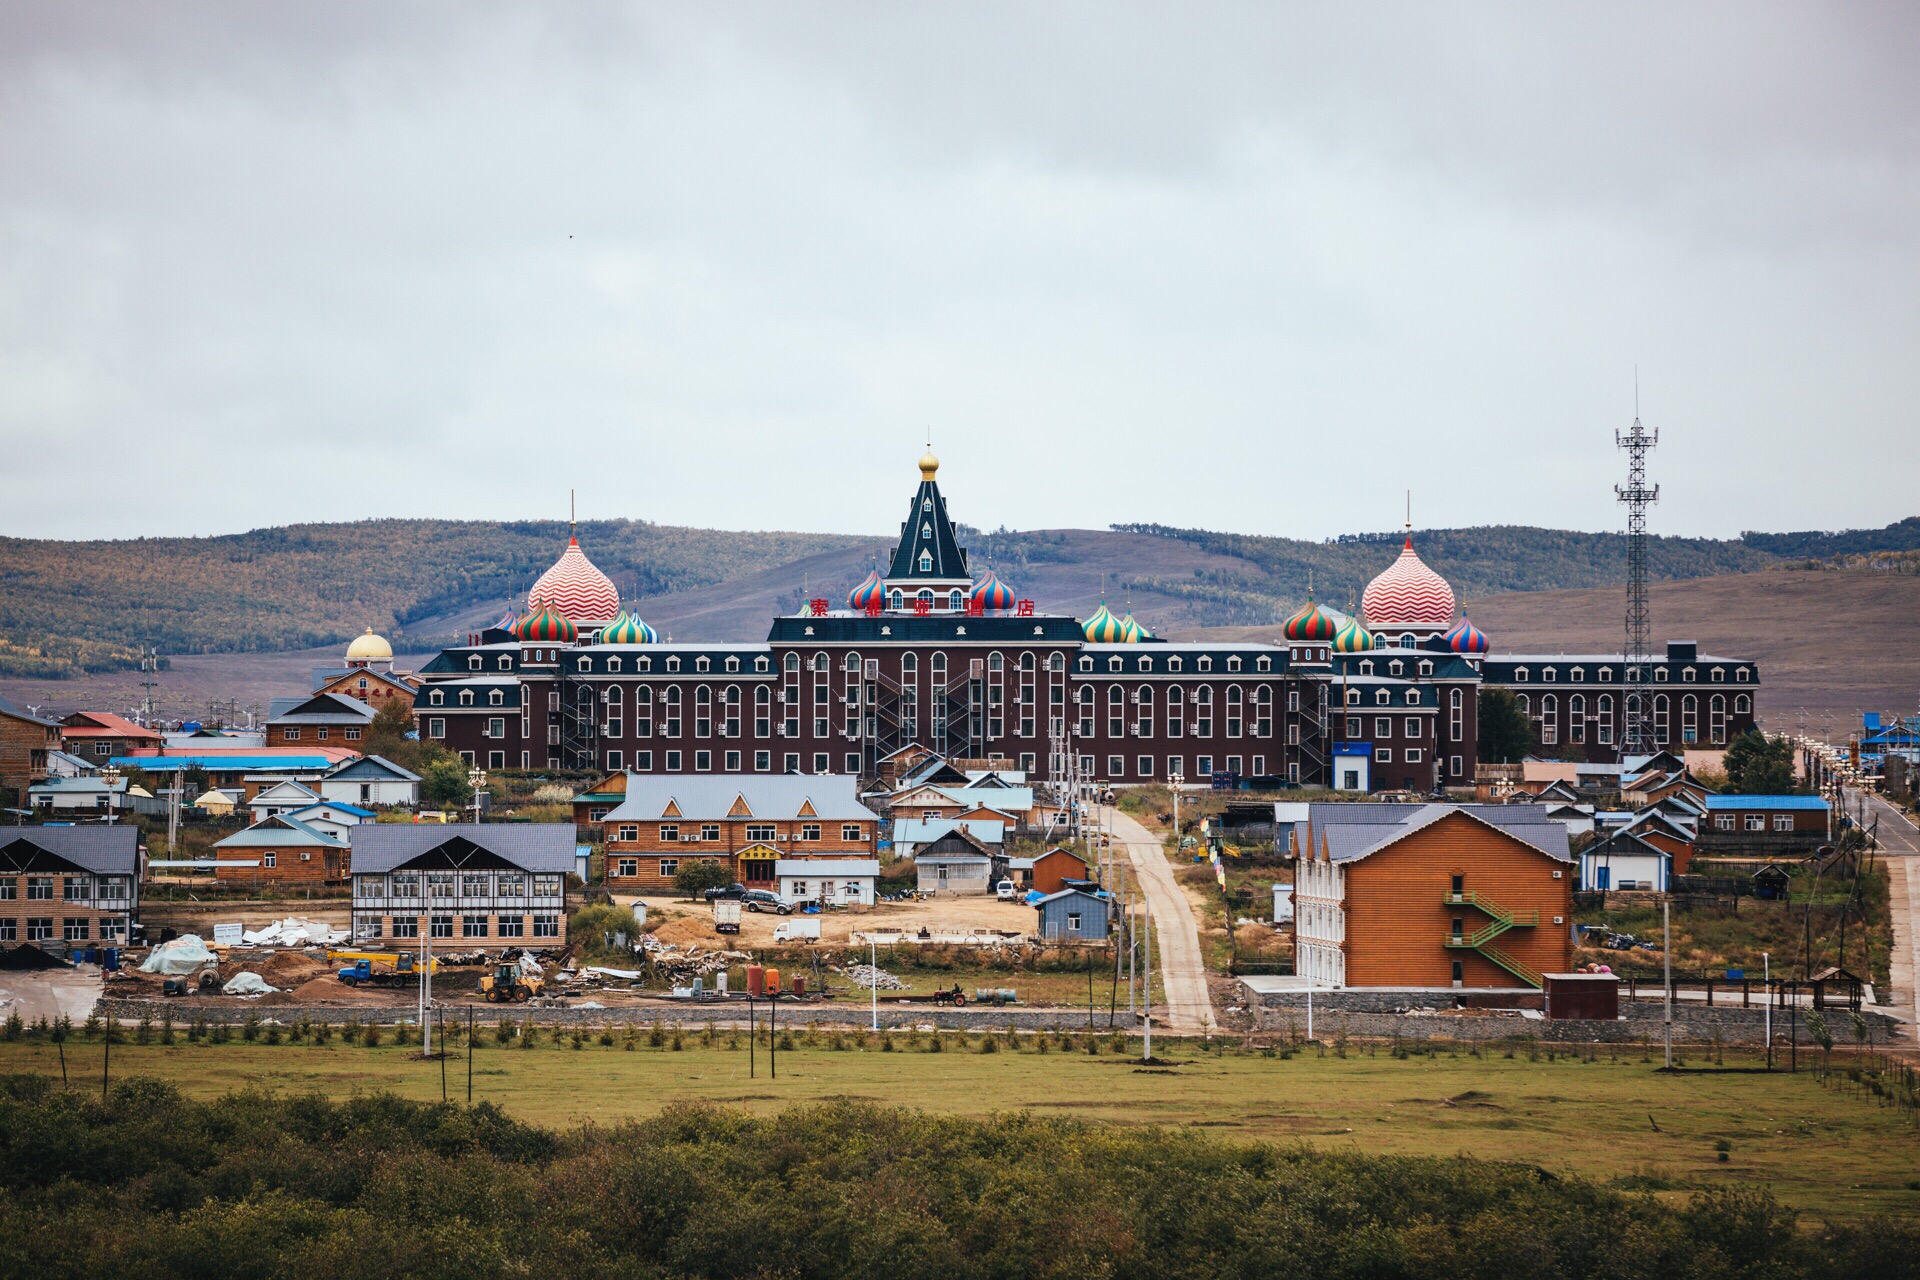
(600, 775, 880, 893)
(1293, 803, 1573, 989)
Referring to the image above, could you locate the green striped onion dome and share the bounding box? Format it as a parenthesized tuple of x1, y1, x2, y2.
(514, 602, 577, 644)
(1282, 597, 1338, 642)
(1330, 615, 1375, 653)
(598, 609, 659, 645)
(1082, 602, 1128, 642)
(1119, 612, 1151, 642)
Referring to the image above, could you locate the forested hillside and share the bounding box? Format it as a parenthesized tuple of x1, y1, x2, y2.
(1, 514, 1916, 678)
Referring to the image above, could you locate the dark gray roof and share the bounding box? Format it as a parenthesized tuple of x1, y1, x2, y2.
(0, 826, 139, 874)
(348, 823, 576, 874)
(887, 476, 969, 584)
(267, 693, 376, 725)
(1306, 802, 1571, 864)
(0, 696, 58, 728)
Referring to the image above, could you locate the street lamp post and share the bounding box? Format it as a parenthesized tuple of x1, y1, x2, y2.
(468, 767, 488, 824)
(101, 765, 120, 825)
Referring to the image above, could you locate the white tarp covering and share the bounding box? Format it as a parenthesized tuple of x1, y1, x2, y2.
(221, 971, 279, 995)
(239, 916, 348, 947)
(138, 935, 216, 975)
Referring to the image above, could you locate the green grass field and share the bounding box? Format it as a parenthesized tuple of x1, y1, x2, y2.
(6, 1033, 1917, 1222)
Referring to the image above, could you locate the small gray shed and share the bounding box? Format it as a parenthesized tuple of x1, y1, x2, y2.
(913, 827, 1004, 895)
(1033, 888, 1112, 942)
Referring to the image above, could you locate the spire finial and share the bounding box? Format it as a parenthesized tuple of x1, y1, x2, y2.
(570, 489, 576, 540)
(1307, 567, 1315, 599)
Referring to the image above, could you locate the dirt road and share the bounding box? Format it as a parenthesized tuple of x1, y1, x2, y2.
(1102, 805, 1215, 1032)
(1858, 789, 1920, 1040)
(615, 894, 1037, 949)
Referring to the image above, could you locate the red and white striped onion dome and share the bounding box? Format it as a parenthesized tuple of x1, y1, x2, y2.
(528, 536, 620, 624)
(969, 569, 1016, 611)
(848, 568, 885, 611)
(1360, 537, 1456, 629)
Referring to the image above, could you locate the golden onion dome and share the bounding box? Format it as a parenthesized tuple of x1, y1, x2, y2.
(919, 448, 940, 480)
(345, 628, 393, 661)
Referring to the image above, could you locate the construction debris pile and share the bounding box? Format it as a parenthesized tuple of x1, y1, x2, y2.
(636, 933, 749, 979)
(240, 917, 348, 947)
(840, 964, 908, 991)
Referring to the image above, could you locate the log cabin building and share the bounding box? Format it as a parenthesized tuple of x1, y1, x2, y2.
(599, 774, 881, 894)
(407, 452, 1762, 791)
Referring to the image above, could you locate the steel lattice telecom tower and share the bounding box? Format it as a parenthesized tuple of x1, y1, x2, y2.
(1616, 405, 1659, 755)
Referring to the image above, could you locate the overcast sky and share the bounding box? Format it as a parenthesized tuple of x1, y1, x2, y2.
(3, 4, 1916, 544)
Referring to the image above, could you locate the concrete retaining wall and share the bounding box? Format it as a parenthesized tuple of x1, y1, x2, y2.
(1246, 992, 1902, 1045)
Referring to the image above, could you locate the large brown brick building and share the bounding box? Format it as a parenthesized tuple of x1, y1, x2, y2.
(0, 697, 61, 807)
(600, 774, 880, 894)
(1293, 803, 1574, 989)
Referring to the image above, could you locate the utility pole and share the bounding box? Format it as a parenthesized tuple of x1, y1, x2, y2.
(1662, 897, 1672, 1069)
(1141, 902, 1153, 1062)
(1616, 397, 1660, 756)
(1763, 951, 1772, 1070)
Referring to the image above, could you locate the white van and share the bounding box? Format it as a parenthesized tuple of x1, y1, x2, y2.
(995, 879, 1017, 901)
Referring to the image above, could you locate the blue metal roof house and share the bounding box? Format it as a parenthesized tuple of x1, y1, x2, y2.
(1033, 888, 1112, 942)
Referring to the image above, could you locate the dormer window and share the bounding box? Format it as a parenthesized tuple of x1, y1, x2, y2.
(1256, 656, 1271, 672)
(920, 521, 931, 539)
(1710, 666, 1724, 682)
(639, 657, 652, 672)
(1375, 689, 1391, 705)
(1406, 689, 1422, 705)
(726, 656, 740, 672)
(922, 498, 932, 512)
(608, 657, 622, 672)
(497, 655, 512, 670)
(459, 690, 474, 706)
(578, 657, 591, 672)
(1227, 657, 1242, 672)
(1359, 660, 1375, 676)
(1197, 657, 1212, 673)
(1346, 688, 1360, 705)
(1570, 667, 1583, 682)
(489, 690, 504, 706)
(696, 656, 710, 673)
(1108, 657, 1122, 672)
(1078, 657, 1093, 672)
(1682, 667, 1696, 683)
(1736, 666, 1749, 681)
(428, 690, 444, 706)
(1599, 667, 1614, 682)
(1514, 668, 1528, 681)
(468, 655, 482, 671)
(667, 657, 681, 673)
(1389, 660, 1404, 676)
(918, 552, 932, 572)
(1137, 657, 1151, 672)
(1417, 660, 1433, 676)
(755, 656, 769, 672)
(1655, 667, 1668, 682)
(1542, 667, 1556, 682)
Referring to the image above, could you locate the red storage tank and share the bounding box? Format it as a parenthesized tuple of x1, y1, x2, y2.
(746, 964, 766, 997)
(791, 974, 806, 997)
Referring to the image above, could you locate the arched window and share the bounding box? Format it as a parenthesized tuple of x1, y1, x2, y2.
(1398, 633, 1414, 648)
(605, 685, 622, 705)
(989, 652, 1004, 672)
(813, 652, 829, 673)
(949, 590, 963, 611)
(784, 652, 800, 672)
(916, 588, 932, 608)
(889, 590, 904, 610)
(903, 653, 917, 673)
(696, 686, 712, 707)
(1735, 693, 1751, 715)
(1048, 652, 1064, 672)
(1020, 652, 1035, 671)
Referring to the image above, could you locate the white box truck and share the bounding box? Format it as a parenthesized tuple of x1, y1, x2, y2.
(713, 899, 742, 935)
(773, 918, 822, 944)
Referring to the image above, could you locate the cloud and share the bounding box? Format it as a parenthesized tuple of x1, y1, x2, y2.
(1, 2, 1915, 542)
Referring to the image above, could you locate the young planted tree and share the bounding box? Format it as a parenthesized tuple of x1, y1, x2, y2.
(1477, 687, 1534, 764)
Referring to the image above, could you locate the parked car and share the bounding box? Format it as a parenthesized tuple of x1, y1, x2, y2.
(703, 883, 748, 901)
(743, 889, 793, 915)
(995, 879, 1017, 901)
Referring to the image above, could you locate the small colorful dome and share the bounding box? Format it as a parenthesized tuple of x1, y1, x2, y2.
(1082, 602, 1128, 642)
(1443, 617, 1490, 654)
(1281, 598, 1337, 642)
(1331, 615, 1375, 653)
(1361, 536, 1456, 629)
(598, 609, 659, 645)
(848, 568, 885, 612)
(514, 602, 578, 644)
(1119, 612, 1150, 642)
(345, 628, 392, 661)
(529, 536, 620, 623)
(969, 569, 1016, 611)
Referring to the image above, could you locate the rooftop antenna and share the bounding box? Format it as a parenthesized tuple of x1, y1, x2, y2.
(1616, 373, 1660, 756)
(569, 490, 576, 540)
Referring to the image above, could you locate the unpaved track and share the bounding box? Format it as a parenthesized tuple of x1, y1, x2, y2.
(1859, 789, 1920, 1041)
(1104, 805, 1216, 1032)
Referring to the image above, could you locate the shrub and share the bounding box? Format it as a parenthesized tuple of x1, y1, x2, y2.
(262, 1023, 283, 1046)
(240, 1015, 261, 1043)
(363, 1023, 382, 1047)
(648, 1021, 666, 1048)
(1, 1014, 21, 1042)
